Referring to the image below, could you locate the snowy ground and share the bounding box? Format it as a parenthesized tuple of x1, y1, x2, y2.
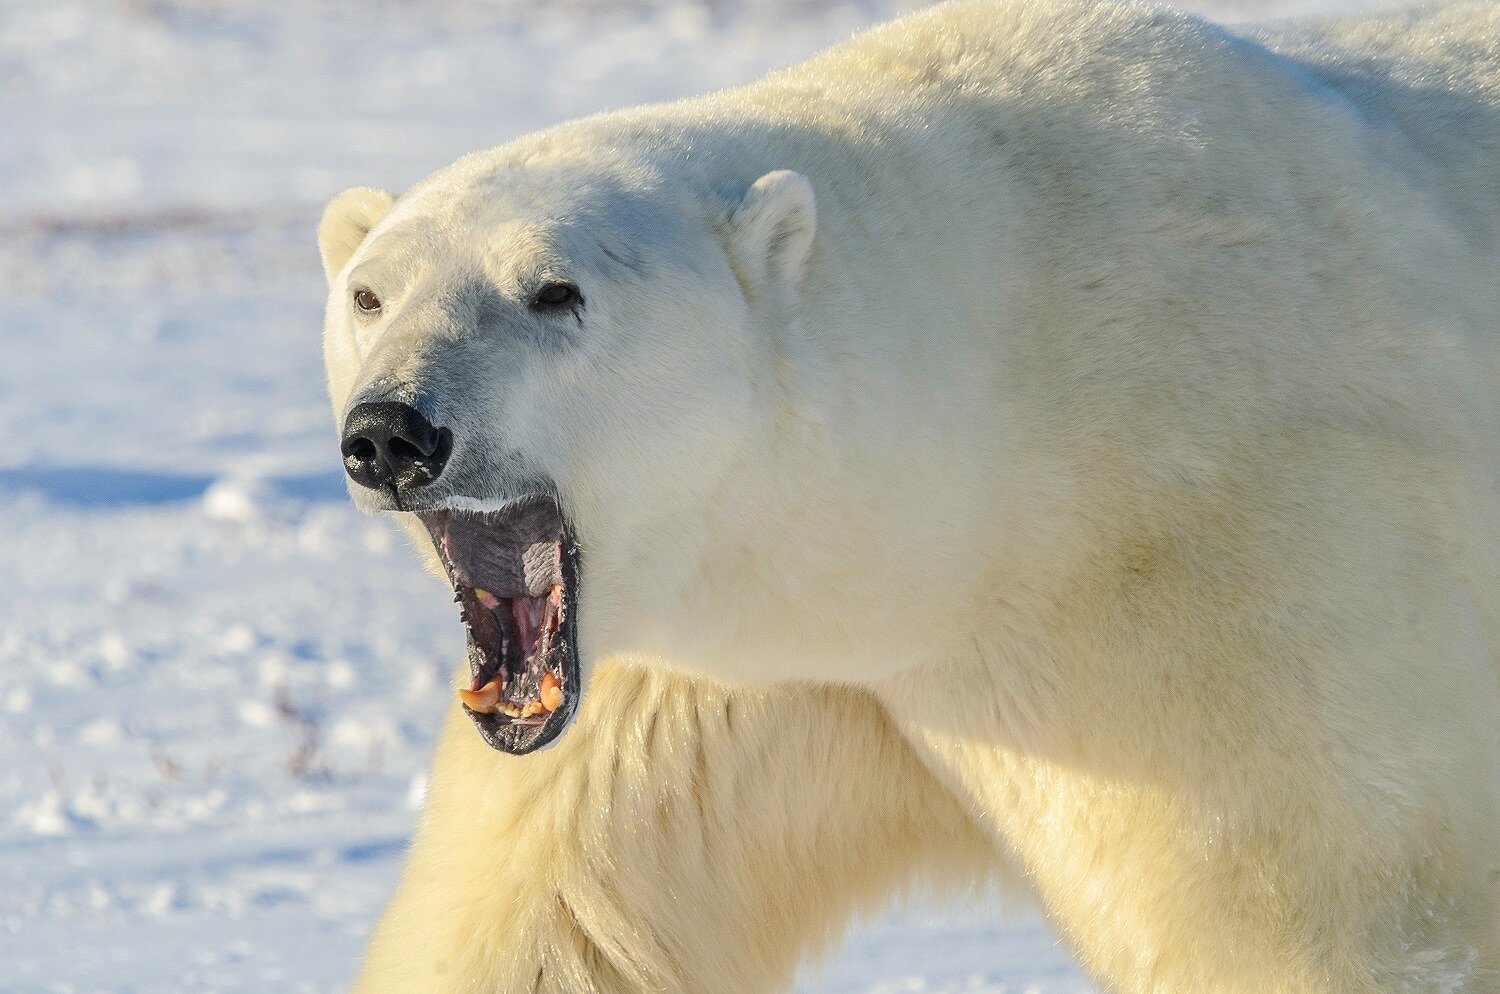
(2, 0, 1392, 991)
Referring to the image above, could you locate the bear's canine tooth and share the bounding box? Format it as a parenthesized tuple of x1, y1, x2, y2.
(540, 672, 563, 713)
(474, 588, 501, 610)
(458, 678, 503, 714)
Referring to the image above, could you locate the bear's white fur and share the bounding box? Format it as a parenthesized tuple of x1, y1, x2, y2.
(319, 2, 1500, 991)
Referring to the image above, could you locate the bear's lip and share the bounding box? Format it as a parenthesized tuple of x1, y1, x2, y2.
(418, 496, 581, 755)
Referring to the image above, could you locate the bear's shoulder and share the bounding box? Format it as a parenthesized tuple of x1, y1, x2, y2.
(771, 0, 1236, 99)
(1252, 2, 1500, 97)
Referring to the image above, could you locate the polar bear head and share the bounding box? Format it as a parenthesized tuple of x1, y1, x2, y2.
(319, 144, 821, 754)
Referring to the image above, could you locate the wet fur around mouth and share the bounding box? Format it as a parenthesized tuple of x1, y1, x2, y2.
(419, 497, 582, 755)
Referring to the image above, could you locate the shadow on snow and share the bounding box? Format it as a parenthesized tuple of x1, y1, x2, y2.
(0, 465, 349, 508)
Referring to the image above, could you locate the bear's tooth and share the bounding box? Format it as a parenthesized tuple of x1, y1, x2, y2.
(474, 588, 501, 610)
(521, 701, 545, 718)
(458, 678, 503, 713)
(540, 672, 564, 713)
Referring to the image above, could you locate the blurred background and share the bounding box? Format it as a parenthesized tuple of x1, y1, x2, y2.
(0, 0, 1392, 990)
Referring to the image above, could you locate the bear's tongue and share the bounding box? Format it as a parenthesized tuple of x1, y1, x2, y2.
(419, 501, 570, 727)
(458, 584, 564, 720)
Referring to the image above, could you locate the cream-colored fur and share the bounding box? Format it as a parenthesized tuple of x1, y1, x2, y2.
(355, 665, 993, 993)
(321, 1, 1500, 991)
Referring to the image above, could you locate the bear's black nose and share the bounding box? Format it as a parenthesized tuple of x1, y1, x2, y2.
(341, 401, 453, 494)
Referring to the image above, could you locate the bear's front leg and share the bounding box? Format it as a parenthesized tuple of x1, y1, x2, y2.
(351, 662, 992, 994)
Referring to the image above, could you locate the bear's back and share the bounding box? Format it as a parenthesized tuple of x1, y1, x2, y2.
(761, 1, 1499, 223)
(1252, 2, 1500, 242)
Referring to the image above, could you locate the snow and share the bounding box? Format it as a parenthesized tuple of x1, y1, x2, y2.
(1, 0, 1390, 990)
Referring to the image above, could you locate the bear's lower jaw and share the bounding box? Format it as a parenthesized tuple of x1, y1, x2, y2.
(419, 497, 582, 755)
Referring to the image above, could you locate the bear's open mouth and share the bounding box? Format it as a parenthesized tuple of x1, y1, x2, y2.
(418, 497, 580, 755)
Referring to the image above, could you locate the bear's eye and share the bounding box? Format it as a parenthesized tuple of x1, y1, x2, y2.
(531, 282, 583, 312)
(353, 288, 382, 314)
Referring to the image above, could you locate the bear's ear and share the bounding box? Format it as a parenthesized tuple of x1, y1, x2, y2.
(318, 186, 395, 283)
(727, 170, 816, 298)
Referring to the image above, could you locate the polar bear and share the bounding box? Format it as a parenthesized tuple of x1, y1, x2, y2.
(317, 1, 1500, 991)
